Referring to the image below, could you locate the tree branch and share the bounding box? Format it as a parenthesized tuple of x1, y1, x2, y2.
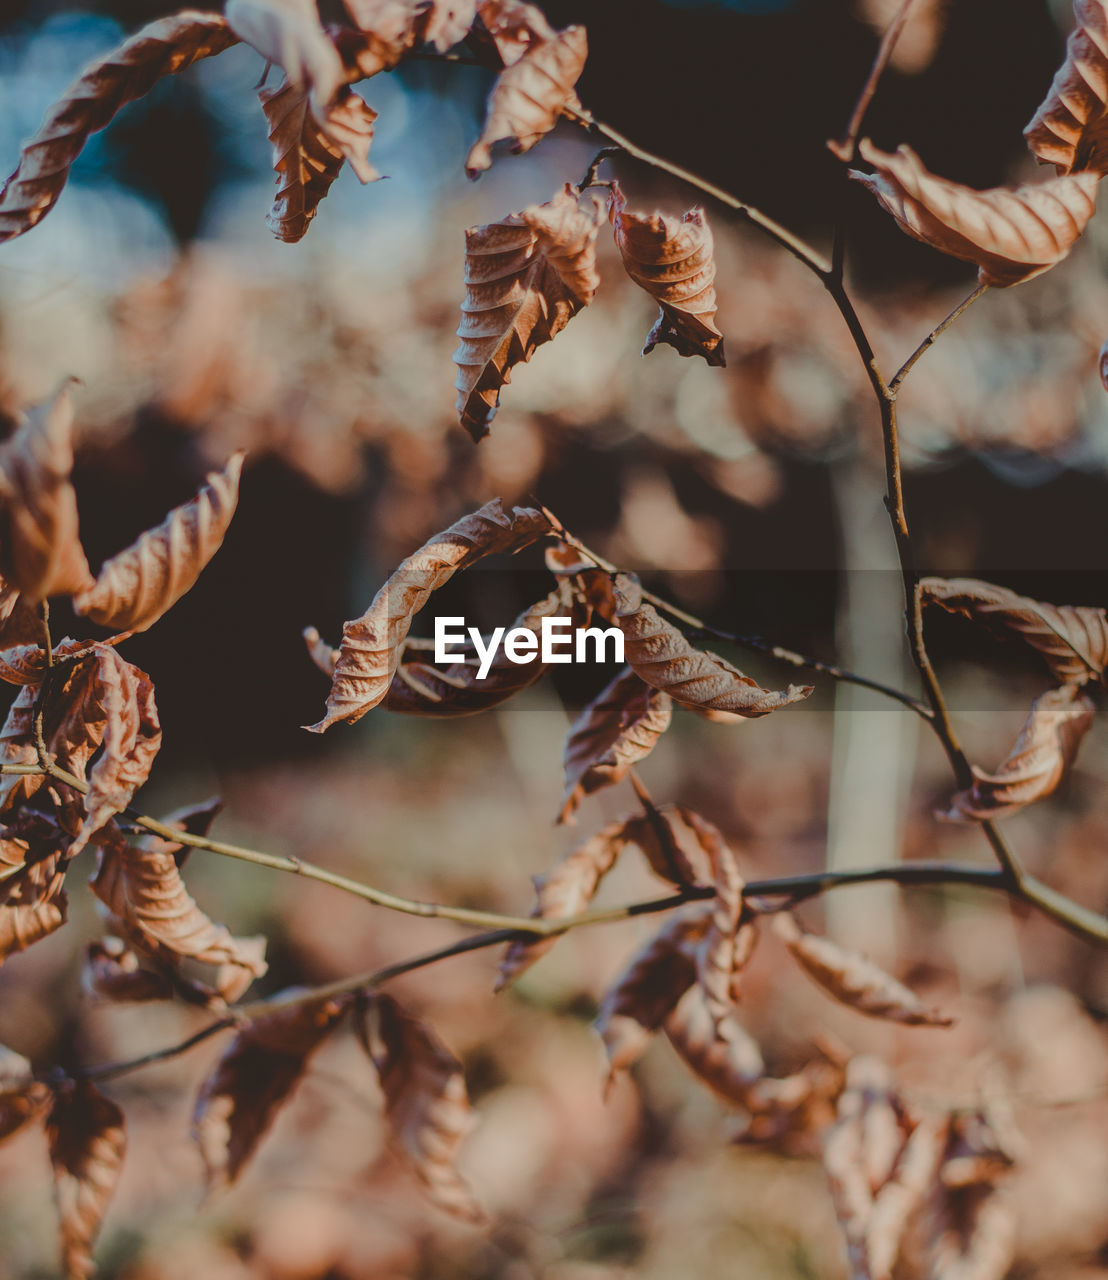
(889, 283, 990, 394)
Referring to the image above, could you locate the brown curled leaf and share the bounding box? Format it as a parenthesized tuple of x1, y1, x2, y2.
(940, 684, 1095, 822)
(850, 140, 1098, 286)
(663, 983, 765, 1105)
(559, 667, 672, 823)
(465, 23, 587, 176)
(0, 13, 239, 243)
(81, 939, 176, 1003)
(226, 0, 343, 108)
(0, 580, 44, 650)
(0, 643, 48, 686)
(476, 0, 556, 65)
(609, 181, 726, 365)
(384, 583, 579, 717)
(0, 384, 93, 601)
(921, 575, 1108, 685)
(73, 454, 242, 634)
(358, 993, 484, 1223)
(193, 993, 350, 1190)
(1025, 0, 1108, 174)
(594, 904, 711, 1082)
(613, 575, 813, 716)
(683, 809, 752, 1019)
(774, 914, 954, 1027)
(0, 893, 68, 965)
(343, 0, 475, 52)
(454, 184, 602, 439)
(866, 1114, 951, 1280)
(47, 1080, 126, 1280)
(495, 818, 634, 990)
(90, 826, 266, 1000)
(306, 499, 549, 730)
(0, 1075, 50, 1145)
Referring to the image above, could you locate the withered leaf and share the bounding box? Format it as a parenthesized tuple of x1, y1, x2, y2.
(193, 993, 350, 1189)
(921, 575, 1108, 685)
(774, 914, 953, 1027)
(559, 667, 672, 823)
(0, 643, 48, 686)
(613, 575, 813, 716)
(940, 684, 1095, 822)
(851, 140, 1098, 286)
(664, 983, 765, 1105)
(421, 0, 478, 51)
(685, 809, 752, 1020)
(90, 826, 266, 1001)
(454, 184, 602, 439)
(384, 584, 578, 717)
(47, 1081, 126, 1280)
(0, 1047, 49, 1144)
(74, 454, 242, 635)
(0, 580, 44, 650)
(594, 904, 711, 1081)
(0, 893, 68, 965)
(475, 0, 557, 66)
(0, 13, 239, 243)
(306, 499, 549, 730)
(226, 0, 344, 109)
(0, 685, 42, 813)
(359, 993, 484, 1222)
(0, 812, 70, 955)
(0, 384, 93, 602)
(496, 818, 634, 990)
(343, 0, 475, 53)
(609, 181, 726, 366)
(1025, 0, 1108, 175)
(465, 23, 587, 176)
(82, 939, 176, 1004)
(866, 1114, 951, 1280)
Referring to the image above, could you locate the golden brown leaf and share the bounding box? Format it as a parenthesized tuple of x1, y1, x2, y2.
(454, 184, 602, 439)
(684, 809, 752, 1019)
(82, 939, 176, 1003)
(359, 993, 484, 1222)
(921, 575, 1108, 685)
(476, 0, 557, 65)
(306, 499, 549, 730)
(663, 983, 765, 1105)
(90, 827, 266, 1000)
(593, 904, 711, 1081)
(1025, 0, 1108, 174)
(942, 684, 1095, 821)
(226, 0, 344, 108)
(0, 894, 68, 965)
(0, 1053, 49, 1144)
(0, 385, 93, 601)
(731, 1058, 846, 1156)
(421, 0, 477, 50)
(559, 667, 671, 822)
(613, 575, 813, 716)
(47, 1081, 126, 1280)
(0, 580, 44, 649)
(465, 23, 587, 176)
(0, 811, 70, 963)
(0, 686, 42, 812)
(0, 14, 239, 243)
(609, 181, 726, 365)
(0, 643, 47, 686)
(343, 0, 475, 52)
(774, 914, 953, 1027)
(193, 994, 350, 1189)
(866, 1114, 951, 1280)
(496, 818, 634, 990)
(384, 584, 577, 717)
(851, 140, 1098, 286)
(74, 454, 242, 634)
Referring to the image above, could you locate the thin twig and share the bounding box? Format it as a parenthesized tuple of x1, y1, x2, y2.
(889, 283, 989, 394)
(577, 146, 620, 192)
(40, 601, 52, 669)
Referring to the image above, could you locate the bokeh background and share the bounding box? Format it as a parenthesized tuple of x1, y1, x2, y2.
(1, 1, 1107, 1276)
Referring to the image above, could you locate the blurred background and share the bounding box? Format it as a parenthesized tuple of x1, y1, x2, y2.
(1, 0, 1107, 1276)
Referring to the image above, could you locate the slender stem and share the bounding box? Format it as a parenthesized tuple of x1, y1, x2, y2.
(40, 602, 52, 668)
(889, 284, 989, 394)
(560, 105, 831, 277)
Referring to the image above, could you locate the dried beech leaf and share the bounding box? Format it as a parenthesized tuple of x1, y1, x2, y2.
(72, 651, 162, 852)
(609, 181, 726, 365)
(613, 575, 813, 716)
(0, 686, 43, 812)
(620, 805, 703, 886)
(0, 893, 68, 964)
(851, 140, 1098, 286)
(74, 454, 242, 634)
(476, 0, 557, 65)
(496, 818, 633, 989)
(47, 1081, 126, 1280)
(0, 580, 44, 649)
(559, 667, 672, 822)
(82, 939, 176, 1003)
(0, 14, 239, 243)
(193, 993, 349, 1189)
(941, 684, 1094, 821)
(775, 914, 953, 1027)
(465, 24, 587, 176)
(226, 0, 344, 108)
(90, 827, 266, 998)
(594, 904, 711, 1081)
(0, 385, 93, 601)
(344, 0, 474, 52)
(1025, 0, 1108, 174)
(384, 584, 578, 717)
(0, 1081, 49, 1145)
(731, 1058, 846, 1156)
(921, 575, 1108, 685)
(421, 0, 477, 50)
(359, 993, 484, 1222)
(307, 499, 549, 730)
(0, 643, 48, 686)
(684, 810, 751, 1019)
(866, 1114, 951, 1280)
(454, 184, 602, 439)
(664, 983, 765, 1105)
